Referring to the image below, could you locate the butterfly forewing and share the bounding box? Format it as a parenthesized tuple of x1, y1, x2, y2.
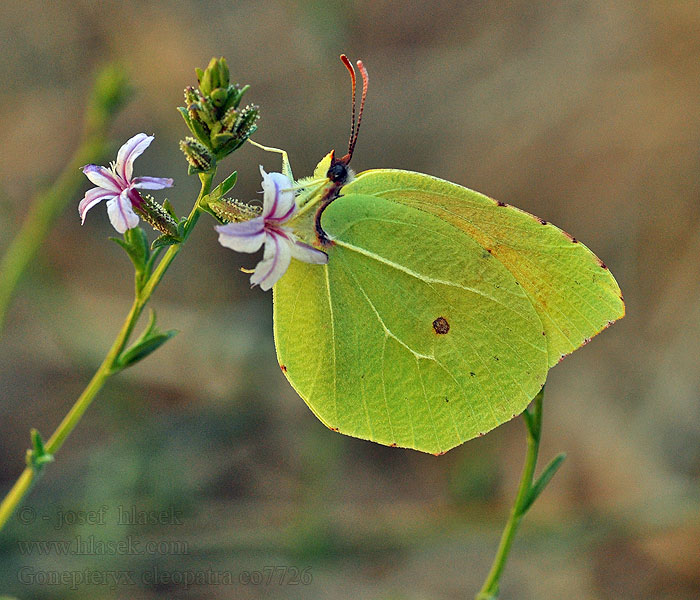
(343, 170, 625, 367)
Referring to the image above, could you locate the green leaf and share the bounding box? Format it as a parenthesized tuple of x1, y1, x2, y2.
(521, 453, 567, 514)
(162, 199, 178, 220)
(274, 169, 624, 454)
(189, 118, 212, 149)
(177, 106, 193, 130)
(26, 428, 54, 470)
(116, 310, 177, 369)
(206, 171, 238, 204)
(199, 171, 238, 215)
(211, 132, 234, 148)
(218, 170, 238, 196)
(151, 234, 181, 250)
(118, 332, 177, 368)
(110, 227, 149, 273)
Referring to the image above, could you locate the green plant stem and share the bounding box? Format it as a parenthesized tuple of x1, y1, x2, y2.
(0, 171, 214, 533)
(476, 389, 546, 600)
(0, 65, 129, 334)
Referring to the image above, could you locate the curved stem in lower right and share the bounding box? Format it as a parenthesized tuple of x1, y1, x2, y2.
(476, 388, 546, 600)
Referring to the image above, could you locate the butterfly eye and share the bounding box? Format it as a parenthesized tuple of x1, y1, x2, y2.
(327, 161, 349, 184)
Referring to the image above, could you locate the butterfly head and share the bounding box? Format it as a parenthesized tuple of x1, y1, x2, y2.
(326, 150, 352, 185)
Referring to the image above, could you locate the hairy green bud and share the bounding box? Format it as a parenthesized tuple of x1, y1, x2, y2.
(209, 197, 262, 223)
(179, 137, 213, 172)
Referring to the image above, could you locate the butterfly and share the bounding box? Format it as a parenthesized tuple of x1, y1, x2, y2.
(222, 56, 624, 454)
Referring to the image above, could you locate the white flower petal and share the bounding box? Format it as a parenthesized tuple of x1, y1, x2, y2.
(250, 231, 292, 291)
(116, 133, 153, 182)
(260, 167, 296, 222)
(290, 239, 329, 264)
(106, 190, 140, 234)
(79, 187, 117, 224)
(132, 176, 174, 190)
(82, 165, 123, 192)
(215, 217, 266, 253)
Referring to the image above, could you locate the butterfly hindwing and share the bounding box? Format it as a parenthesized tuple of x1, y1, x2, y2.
(274, 191, 551, 453)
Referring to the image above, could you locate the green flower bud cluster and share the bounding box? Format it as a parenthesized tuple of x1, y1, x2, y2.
(133, 195, 179, 238)
(178, 57, 259, 174)
(209, 197, 262, 223)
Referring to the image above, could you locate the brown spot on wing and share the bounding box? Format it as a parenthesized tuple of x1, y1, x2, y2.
(432, 317, 450, 334)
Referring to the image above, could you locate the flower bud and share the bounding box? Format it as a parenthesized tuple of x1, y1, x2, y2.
(178, 57, 259, 166)
(234, 104, 259, 139)
(210, 87, 228, 108)
(179, 137, 213, 172)
(209, 197, 262, 223)
(184, 86, 198, 106)
(133, 195, 179, 237)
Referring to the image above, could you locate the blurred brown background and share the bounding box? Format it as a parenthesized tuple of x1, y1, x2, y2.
(1, 1, 699, 598)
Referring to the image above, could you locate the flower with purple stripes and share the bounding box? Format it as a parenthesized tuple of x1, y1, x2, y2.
(79, 133, 173, 233)
(216, 167, 328, 291)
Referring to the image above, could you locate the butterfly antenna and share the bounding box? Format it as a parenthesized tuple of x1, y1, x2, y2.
(348, 59, 369, 161)
(339, 54, 357, 157)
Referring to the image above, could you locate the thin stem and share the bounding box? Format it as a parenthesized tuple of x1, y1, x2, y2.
(0, 171, 215, 533)
(0, 469, 35, 532)
(476, 390, 545, 600)
(139, 172, 210, 300)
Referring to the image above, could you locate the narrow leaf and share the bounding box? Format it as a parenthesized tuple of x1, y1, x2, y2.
(219, 170, 238, 195)
(205, 171, 238, 206)
(110, 227, 149, 272)
(151, 234, 181, 250)
(521, 453, 567, 514)
(27, 429, 54, 470)
(116, 310, 177, 369)
(162, 199, 178, 220)
(177, 106, 193, 129)
(118, 331, 177, 368)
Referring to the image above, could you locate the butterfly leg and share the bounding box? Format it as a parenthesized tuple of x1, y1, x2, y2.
(248, 139, 294, 182)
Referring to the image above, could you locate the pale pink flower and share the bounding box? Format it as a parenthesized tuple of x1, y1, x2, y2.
(79, 133, 173, 233)
(216, 167, 328, 290)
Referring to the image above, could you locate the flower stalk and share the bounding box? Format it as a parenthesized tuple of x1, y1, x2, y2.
(475, 388, 566, 599)
(1, 57, 254, 534)
(0, 170, 215, 534)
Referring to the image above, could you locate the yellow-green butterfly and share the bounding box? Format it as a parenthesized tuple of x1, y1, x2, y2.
(238, 56, 624, 454)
